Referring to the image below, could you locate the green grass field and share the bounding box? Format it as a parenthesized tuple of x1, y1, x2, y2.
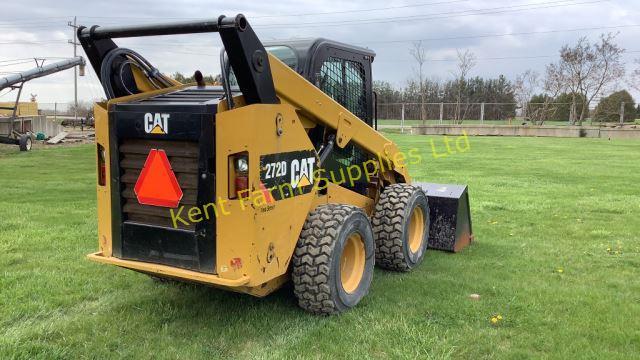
(1, 136, 639, 359)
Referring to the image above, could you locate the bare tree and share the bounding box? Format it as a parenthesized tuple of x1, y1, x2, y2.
(545, 33, 625, 125)
(514, 70, 539, 119)
(453, 49, 476, 123)
(529, 68, 566, 125)
(409, 41, 427, 125)
(630, 58, 640, 92)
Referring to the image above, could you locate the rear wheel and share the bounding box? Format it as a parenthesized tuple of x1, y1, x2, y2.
(372, 184, 429, 272)
(292, 204, 374, 315)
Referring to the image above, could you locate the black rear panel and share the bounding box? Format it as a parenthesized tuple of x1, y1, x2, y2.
(110, 87, 220, 273)
(120, 139, 199, 230)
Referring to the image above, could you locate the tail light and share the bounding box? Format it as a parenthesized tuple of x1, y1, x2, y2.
(229, 152, 249, 199)
(97, 144, 106, 186)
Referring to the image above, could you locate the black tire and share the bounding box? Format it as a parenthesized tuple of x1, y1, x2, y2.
(292, 204, 375, 315)
(372, 184, 430, 272)
(19, 134, 32, 152)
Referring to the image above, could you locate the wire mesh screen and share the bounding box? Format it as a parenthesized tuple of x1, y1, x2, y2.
(319, 57, 367, 121)
(323, 141, 373, 195)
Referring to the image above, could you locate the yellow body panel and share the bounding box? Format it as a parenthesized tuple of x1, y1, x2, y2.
(94, 103, 113, 256)
(215, 104, 317, 286)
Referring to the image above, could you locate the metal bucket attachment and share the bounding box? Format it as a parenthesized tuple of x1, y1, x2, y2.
(415, 182, 473, 253)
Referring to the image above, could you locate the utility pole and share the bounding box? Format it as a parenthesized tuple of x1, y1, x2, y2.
(68, 16, 79, 123)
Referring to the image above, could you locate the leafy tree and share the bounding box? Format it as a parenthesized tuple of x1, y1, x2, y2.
(553, 93, 587, 122)
(594, 90, 636, 122)
(373, 80, 402, 104)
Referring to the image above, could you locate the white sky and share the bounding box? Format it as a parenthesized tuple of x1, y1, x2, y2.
(0, 0, 638, 105)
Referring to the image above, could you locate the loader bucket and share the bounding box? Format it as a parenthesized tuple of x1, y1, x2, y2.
(415, 183, 473, 253)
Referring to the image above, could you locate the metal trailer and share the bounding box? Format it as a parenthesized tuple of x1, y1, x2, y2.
(0, 57, 86, 151)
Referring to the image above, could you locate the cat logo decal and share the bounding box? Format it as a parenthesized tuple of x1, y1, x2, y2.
(144, 113, 170, 135)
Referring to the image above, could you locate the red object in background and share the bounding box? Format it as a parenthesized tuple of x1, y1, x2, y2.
(134, 149, 183, 208)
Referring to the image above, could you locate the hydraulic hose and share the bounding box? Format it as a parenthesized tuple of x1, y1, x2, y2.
(99, 48, 173, 99)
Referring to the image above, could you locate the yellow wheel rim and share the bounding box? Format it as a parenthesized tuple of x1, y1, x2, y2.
(340, 232, 366, 294)
(408, 207, 425, 254)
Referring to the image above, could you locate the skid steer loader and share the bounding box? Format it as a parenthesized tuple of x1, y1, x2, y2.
(80, 14, 472, 314)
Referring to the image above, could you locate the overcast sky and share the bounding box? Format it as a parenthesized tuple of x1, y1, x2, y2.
(1, 0, 638, 106)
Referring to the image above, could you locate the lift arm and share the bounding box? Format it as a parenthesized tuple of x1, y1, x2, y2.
(268, 54, 409, 181)
(77, 15, 409, 181)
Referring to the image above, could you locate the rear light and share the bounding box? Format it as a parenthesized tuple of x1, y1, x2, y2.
(229, 152, 249, 199)
(97, 144, 106, 186)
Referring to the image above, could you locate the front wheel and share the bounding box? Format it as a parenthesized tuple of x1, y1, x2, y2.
(372, 184, 430, 272)
(292, 204, 375, 315)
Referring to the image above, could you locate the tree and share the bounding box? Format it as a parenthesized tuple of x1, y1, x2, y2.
(594, 90, 636, 123)
(545, 33, 625, 125)
(409, 41, 427, 124)
(553, 93, 587, 122)
(68, 100, 93, 118)
(514, 70, 540, 119)
(631, 59, 640, 92)
(373, 80, 402, 104)
(453, 49, 476, 123)
(528, 94, 555, 123)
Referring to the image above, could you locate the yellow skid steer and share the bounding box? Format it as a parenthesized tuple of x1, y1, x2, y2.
(80, 14, 472, 314)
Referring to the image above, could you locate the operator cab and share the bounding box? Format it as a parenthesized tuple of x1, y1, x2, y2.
(226, 38, 376, 127)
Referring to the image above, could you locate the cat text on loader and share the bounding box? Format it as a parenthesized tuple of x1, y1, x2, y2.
(80, 14, 473, 314)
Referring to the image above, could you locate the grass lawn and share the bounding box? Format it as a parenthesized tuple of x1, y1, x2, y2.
(0, 136, 639, 359)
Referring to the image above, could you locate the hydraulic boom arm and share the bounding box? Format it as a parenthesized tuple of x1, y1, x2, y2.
(78, 14, 409, 181)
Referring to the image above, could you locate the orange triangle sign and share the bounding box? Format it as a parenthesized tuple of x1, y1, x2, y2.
(134, 149, 183, 208)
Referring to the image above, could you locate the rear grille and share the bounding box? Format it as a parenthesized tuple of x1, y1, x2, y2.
(119, 139, 199, 230)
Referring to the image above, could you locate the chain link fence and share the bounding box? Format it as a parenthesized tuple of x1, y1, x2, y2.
(37, 102, 94, 128)
(375, 102, 626, 130)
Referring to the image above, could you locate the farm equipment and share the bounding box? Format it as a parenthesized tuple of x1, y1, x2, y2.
(0, 57, 86, 151)
(80, 15, 473, 314)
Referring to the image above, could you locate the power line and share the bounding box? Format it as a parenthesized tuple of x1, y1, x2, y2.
(375, 49, 640, 63)
(105, 23, 640, 48)
(5, 22, 635, 50)
(0, 60, 39, 68)
(0, 0, 606, 30)
(255, 0, 608, 28)
(83, 0, 472, 19)
(0, 16, 69, 24)
(367, 24, 640, 44)
(0, 0, 468, 25)
(0, 40, 67, 45)
(0, 57, 38, 63)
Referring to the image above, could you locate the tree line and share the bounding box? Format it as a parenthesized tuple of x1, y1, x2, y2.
(374, 76, 517, 122)
(376, 33, 640, 125)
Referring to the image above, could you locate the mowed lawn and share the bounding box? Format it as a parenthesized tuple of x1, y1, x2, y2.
(0, 135, 639, 359)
